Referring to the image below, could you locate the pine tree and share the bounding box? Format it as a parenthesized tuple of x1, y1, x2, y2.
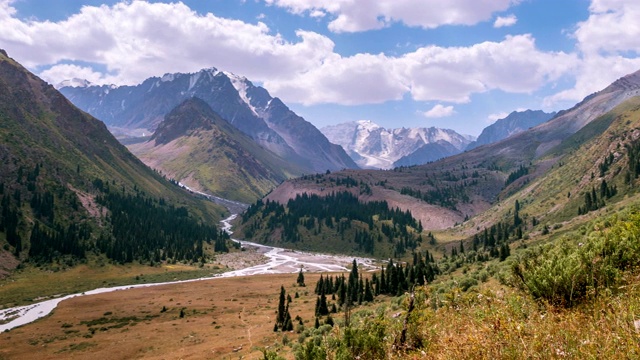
(277, 285, 286, 329)
(297, 268, 305, 287)
(317, 292, 329, 316)
(348, 259, 359, 305)
(363, 278, 374, 302)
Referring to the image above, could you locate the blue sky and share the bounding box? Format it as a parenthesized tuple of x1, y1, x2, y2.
(2, 0, 640, 136)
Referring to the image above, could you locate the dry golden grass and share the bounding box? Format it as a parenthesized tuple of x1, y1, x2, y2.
(396, 278, 640, 360)
(0, 273, 328, 360)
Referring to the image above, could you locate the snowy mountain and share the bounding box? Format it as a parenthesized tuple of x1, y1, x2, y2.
(321, 120, 474, 169)
(59, 68, 357, 174)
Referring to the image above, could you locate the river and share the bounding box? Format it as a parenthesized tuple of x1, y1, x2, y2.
(0, 212, 377, 332)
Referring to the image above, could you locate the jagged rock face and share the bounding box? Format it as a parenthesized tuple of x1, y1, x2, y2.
(466, 110, 556, 150)
(321, 120, 474, 169)
(60, 69, 358, 173)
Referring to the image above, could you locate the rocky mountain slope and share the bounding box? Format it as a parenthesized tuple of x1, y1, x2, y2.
(60, 69, 358, 174)
(128, 97, 304, 203)
(0, 49, 226, 271)
(466, 110, 556, 150)
(392, 140, 461, 167)
(321, 120, 473, 169)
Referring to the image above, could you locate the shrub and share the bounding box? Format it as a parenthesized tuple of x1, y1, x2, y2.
(459, 277, 478, 292)
(512, 209, 640, 307)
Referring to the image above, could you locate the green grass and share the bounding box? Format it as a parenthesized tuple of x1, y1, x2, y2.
(0, 262, 225, 309)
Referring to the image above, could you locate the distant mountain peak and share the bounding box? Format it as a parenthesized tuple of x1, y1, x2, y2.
(322, 120, 473, 169)
(130, 97, 307, 202)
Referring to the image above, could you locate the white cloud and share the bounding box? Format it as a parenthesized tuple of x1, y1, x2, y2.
(487, 112, 509, 123)
(575, 0, 640, 56)
(265, 0, 516, 33)
(494, 14, 517, 28)
(309, 10, 326, 18)
(0, 1, 577, 108)
(0, 1, 335, 86)
(545, 0, 640, 106)
(544, 55, 640, 106)
(265, 52, 408, 105)
(423, 104, 455, 118)
(399, 35, 577, 103)
(38, 64, 119, 86)
(266, 35, 575, 105)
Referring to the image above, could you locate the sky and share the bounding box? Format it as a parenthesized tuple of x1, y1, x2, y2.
(1, 0, 640, 136)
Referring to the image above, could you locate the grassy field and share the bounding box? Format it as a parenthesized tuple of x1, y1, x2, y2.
(2, 265, 639, 359)
(0, 262, 227, 309)
(0, 273, 329, 360)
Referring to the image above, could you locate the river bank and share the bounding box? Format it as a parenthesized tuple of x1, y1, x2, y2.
(0, 213, 377, 332)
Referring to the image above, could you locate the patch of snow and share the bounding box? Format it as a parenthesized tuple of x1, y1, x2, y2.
(188, 71, 202, 92)
(160, 73, 175, 82)
(204, 67, 219, 81)
(148, 81, 159, 92)
(223, 71, 259, 117)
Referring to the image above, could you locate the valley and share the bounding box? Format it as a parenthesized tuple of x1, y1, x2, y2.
(3, 5, 640, 355)
(0, 213, 378, 332)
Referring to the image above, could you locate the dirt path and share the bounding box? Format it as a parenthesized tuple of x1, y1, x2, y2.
(241, 306, 254, 349)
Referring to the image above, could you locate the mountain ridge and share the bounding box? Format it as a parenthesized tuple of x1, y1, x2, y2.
(466, 110, 556, 150)
(60, 69, 358, 174)
(129, 97, 303, 203)
(321, 120, 474, 169)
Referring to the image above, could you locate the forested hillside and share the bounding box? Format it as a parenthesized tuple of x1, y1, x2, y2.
(239, 190, 426, 258)
(0, 50, 228, 274)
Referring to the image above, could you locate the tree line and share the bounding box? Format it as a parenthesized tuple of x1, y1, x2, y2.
(240, 191, 422, 257)
(0, 161, 229, 265)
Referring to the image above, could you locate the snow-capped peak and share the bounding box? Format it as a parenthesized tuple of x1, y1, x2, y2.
(321, 120, 474, 169)
(56, 78, 92, 89)
(355, 119, 382, 132)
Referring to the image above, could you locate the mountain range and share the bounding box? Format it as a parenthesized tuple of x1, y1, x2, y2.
(59, 69, 358, 175)
(321, 120, 474, 169)
(237, 67, 640, 255)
